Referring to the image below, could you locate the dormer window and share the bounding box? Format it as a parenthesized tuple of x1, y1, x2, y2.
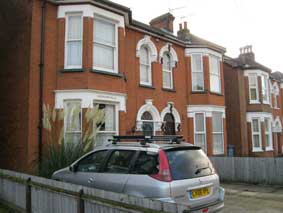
(93, 18, 117, 73)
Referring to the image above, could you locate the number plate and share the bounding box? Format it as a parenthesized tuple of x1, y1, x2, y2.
(190, 187, 210, 199)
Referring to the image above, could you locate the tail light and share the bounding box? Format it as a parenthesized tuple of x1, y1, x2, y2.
(150, 149, 172, 182)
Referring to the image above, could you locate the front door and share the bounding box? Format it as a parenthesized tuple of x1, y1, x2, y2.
(163, 113, 176, 135)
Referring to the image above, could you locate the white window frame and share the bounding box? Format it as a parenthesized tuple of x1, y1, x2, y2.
(94, 102, 119, 146)
(64, 13, 83, 69)
(209, 55, 221, 94)
(139, 46, 152, 86)
(191, 54, 204, 92)
(93, 16, 118, 73)
(194, 112, 207, 153)
(141, 111, 156, 136)
(162, 53, 173, 89)
(212, 112, 224, 155)
(248, 74, 260, 104)
(264, 118, 273, 151)
(64, 100, 82, 144)
(261, 74, 270, 104)
(251, 118, 263, 152)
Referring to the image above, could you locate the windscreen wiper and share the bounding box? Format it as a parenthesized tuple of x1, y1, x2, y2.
(195, 166, 211, 175)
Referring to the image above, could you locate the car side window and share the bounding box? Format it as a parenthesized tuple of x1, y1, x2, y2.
(105, 150, 135, 174)
(76, 150, 108, 173)
(131, 151, 159, 175)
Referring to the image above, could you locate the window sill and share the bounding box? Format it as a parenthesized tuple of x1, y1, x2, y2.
(139, 84, 155, 90)
(191, 90, 206, 94)
(252, 148, 263, 152)
(61, 68, 85, 73)
(162, 88, 176, 93)
(209, 91, 223, 96)
(91, 69, 125, 78)
(249, 101, 261, 104)
(265, 148, 274, 152)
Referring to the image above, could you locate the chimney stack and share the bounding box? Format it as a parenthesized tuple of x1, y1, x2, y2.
(177, 22, 190, 41)
(150, 13, 175, 33)
(239, 45, 255, 63)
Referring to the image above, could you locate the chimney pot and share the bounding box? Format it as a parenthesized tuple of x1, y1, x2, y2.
(179, 23, 182, 30)
(184, 21, 188, 29)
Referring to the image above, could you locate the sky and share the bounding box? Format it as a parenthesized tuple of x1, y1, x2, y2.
(114, 0, 283, 72)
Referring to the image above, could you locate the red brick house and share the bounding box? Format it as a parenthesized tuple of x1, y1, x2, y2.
(0, 0, 228, 172)
(224, 46, 283, 157)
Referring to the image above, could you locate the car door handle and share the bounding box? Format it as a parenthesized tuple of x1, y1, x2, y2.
(88, 177, 95, 184)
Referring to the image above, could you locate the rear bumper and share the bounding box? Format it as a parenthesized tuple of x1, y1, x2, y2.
(189, 200, 224, 213)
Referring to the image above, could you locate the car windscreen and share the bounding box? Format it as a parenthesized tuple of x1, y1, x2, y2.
(165, 147, 215, 180)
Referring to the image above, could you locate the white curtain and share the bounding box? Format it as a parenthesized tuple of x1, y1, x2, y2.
(93, 19, 115, 70)
(66, 15, 82, 67)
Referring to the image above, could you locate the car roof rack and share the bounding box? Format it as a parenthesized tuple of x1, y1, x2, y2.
(108, 135, 184, 146)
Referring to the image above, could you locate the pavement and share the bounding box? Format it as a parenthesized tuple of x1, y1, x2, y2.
(222, 182, 283, 213)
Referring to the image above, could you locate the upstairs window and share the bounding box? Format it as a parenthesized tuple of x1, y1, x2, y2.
(191, 54, 204, 91)
(65, 13, 83, 69)
(162, 53, 173, 89)
(209, 55, 221, 93)
(248, 74, 259, 103)
(261, 75, 269, 104)
(64, 100, 82, 144)
(212, 112, 224, 155)
(93, 18, 117, 72)
(140, 46, 152, 86)
(264, 118, 273, 150)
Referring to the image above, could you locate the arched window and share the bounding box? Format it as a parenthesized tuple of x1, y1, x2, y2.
(162, 52, 173, 89)
(141, 111, 154, 136)
(163, 113, 176, 135)
(140, 46, 152, 85)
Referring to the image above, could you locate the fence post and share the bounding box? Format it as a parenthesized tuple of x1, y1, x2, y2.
(26, 178, 32, 213)
(77, 189, 84, 213)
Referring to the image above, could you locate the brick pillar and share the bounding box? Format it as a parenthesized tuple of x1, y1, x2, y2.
(223, 118, 227, 156)
(83, 17, 93, 70)
(246, 122, 252, 156)
(206, 117, 213, 156)
(261, 121, 266, 151)
(188, 117, 194, 144)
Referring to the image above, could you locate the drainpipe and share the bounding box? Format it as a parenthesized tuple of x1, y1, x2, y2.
(38, 0, 46, 172)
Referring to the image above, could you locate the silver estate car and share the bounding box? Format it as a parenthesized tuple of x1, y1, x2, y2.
(52, 136, 225, 212)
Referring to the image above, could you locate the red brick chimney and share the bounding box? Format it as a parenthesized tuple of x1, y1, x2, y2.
(149, 13, 175, 33)
(239, 45, 255, 63)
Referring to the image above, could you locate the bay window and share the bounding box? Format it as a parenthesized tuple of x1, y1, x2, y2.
(264, 118, 273, 150)
(64, 100, 82, 144)
(65, 13, 83, 69)
(95, 104, 117, 146)
(212, 112, 224, 155)
(248, 74, 259, 103)
(261, 75, 269, 104)
(194, 113, 206, 152)
(191, 54, 204, 91)
(251, 118, 262, 151)
(93, 18, 117, 72)
(209, 55, 221, 93)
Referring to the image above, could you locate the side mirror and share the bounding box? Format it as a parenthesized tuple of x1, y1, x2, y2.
(69, 165, 76, 173)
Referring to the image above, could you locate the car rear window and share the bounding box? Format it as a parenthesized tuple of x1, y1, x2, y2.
(165, 148, 215, 180)
(131, 151, 159, 175)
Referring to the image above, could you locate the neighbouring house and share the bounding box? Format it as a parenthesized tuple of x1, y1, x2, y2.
(224, 46, 283, 157)
(0, 0, 228, 172)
